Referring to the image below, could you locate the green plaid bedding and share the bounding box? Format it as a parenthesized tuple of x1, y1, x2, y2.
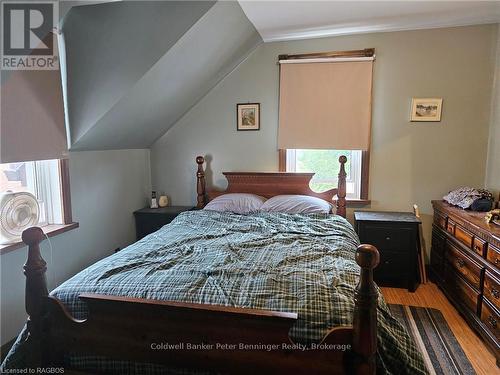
(2, 211, 427, 374)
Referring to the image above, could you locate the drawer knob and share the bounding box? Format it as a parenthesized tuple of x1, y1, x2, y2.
(488, 315, 497, 329)
(495, 258, 500, 266)
(492, 289, 500, 299)
(456, 259, 465, 268)
(385, 236, 391, 241)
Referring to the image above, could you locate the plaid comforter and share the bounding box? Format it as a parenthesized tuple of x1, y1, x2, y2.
(2, 211, 427, 374)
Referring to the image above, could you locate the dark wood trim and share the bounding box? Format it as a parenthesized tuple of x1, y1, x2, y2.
(0, 222, 79, 255)
(360, 150, 370, 200)
(195, 156, 348, 218)
(59, 159, 72, 224)
(278, 149, 286, 172)
(279, 48, 375, 61)
(278, 150, 370, 201)
(22, 224, 380, 374)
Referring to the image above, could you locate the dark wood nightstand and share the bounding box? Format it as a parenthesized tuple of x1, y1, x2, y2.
(354, 211, 421, 292)
(133, 206, 193, 240)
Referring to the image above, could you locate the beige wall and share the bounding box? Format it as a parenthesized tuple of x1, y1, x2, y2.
(151, 24, 497, 259)
(486, 26, 500, 196)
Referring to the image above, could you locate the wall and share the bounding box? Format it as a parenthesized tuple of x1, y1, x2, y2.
(151, 24, 497, 257)
(0, 149, 150, 345)
(486, 26, 500, 195)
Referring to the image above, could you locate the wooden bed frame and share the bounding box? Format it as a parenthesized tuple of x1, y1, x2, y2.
(20, 155, 380, 374)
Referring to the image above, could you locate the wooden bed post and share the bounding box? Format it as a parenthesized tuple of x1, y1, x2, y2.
(352, 244, 380, 374)
(22, 227, 48, 367)
(337, 155, 347, 217)
(196, 156, 206, 208)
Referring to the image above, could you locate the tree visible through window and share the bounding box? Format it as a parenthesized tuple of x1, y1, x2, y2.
(286, 149, 362, 199)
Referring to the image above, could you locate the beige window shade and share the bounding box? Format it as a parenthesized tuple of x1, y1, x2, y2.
(1, 33, 67, 164)
(278, 59, 373, 150)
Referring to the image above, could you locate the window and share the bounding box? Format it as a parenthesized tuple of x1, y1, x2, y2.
(0, 159, 65, 226)
(285, 149, 362, 199)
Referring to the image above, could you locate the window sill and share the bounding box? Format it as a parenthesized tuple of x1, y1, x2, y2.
(346, 199, 371, 205)
(0, 222, 79, 255)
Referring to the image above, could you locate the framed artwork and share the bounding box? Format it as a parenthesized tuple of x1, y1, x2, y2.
(410, 98, 443, 122)
(237, 103, 260, 131)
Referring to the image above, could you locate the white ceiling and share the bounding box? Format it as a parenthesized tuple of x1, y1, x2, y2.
(239, 1, 500, 42)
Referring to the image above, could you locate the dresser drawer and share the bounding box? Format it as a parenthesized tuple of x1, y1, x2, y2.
(472, 237, 487, 257)
(484, 270, 500, 311)
(434, 211, 447, 230)
(445, 242, 483, 289)
(455, 224, 473, 249)
(446, 219, 456, 235)
(487, 244, 500, 270)
(445, 265, 480, 313)
(481, 299, 500, 342)
(359, 224, 411, 252)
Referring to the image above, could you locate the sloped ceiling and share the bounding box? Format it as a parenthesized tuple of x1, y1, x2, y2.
(63, 1, 261, 150)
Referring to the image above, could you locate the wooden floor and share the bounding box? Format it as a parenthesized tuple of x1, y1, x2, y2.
(381, 282, 498, 375)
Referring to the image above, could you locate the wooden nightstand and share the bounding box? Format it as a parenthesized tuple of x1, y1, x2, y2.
(133, 206, 193, 240)
(354, 211, 421, 292)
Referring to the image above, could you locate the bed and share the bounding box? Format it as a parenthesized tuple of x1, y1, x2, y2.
(1, 156, 427, 374)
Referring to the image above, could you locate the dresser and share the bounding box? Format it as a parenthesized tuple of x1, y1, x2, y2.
(430, 200, 500, 364)
(354, 211, 420, 292)
(133, 206, 193, 240)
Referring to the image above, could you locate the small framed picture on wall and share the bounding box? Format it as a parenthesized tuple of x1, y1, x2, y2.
(410, 98, 443, 122)
(237, 103, 260, 131)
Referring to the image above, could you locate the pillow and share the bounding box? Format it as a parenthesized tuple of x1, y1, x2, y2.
(204, 193, 267, 214)
(259, 195, 332, 214)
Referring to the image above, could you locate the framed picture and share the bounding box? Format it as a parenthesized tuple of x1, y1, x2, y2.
(410, 98, 443, 122)
(237, 103, 260, 131)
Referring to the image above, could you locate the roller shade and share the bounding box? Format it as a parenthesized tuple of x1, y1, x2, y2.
(1, 33, 67, 163)
(278, 59, 373, 150)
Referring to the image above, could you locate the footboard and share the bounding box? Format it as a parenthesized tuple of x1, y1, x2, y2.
(21, 227, 379, 374)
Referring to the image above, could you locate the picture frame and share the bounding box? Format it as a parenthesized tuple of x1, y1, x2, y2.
(237, 103, 260, 131)
(410, 98, 443, 122)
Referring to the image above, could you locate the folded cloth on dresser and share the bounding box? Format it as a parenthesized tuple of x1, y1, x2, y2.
(443, 187, 493, 210)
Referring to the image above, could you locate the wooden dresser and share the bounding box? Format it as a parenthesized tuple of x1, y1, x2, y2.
(430, 200, 500, 364)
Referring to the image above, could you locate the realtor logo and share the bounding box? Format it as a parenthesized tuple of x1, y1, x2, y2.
(1, 1, 58, 70)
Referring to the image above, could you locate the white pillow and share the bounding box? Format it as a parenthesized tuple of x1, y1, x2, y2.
(259, 195, 332, 214)
(204, 193, 267, 214)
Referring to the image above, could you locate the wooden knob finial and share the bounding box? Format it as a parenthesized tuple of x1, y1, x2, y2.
(22, 227, 45, 247)
(339, 155, 347, 164)
(355, 244, 380, 269)
(196, 156, 204, 165)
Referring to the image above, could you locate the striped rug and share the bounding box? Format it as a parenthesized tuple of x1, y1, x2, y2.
(388, 304, 476, 375)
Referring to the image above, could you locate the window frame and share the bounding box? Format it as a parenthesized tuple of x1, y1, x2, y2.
(0, 159, 77, 254)
(279, 149, 370, 202)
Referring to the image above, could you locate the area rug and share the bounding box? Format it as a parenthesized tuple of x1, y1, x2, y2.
(388, 304, 476, 375)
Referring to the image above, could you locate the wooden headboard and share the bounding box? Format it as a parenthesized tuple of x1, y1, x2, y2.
(195, 156, 347, 217)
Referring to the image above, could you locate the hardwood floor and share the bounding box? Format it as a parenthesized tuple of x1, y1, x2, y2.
(381, 282, 498, 375)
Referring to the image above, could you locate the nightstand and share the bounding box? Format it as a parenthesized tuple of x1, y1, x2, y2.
(354, 211, 421, 292)
(134, 206, 193, 240)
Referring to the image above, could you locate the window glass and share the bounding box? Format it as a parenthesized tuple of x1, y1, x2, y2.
(0, 160, 63, 225)
(286, 149, 362, 199)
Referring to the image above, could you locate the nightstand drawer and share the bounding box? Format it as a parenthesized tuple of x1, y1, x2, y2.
(359, 224, 410, 252)
(374, 250, 407, 279)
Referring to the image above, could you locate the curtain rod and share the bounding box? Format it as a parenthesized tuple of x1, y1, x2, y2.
(279, 56, 374, 64)
(278, 48, 375, 61)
